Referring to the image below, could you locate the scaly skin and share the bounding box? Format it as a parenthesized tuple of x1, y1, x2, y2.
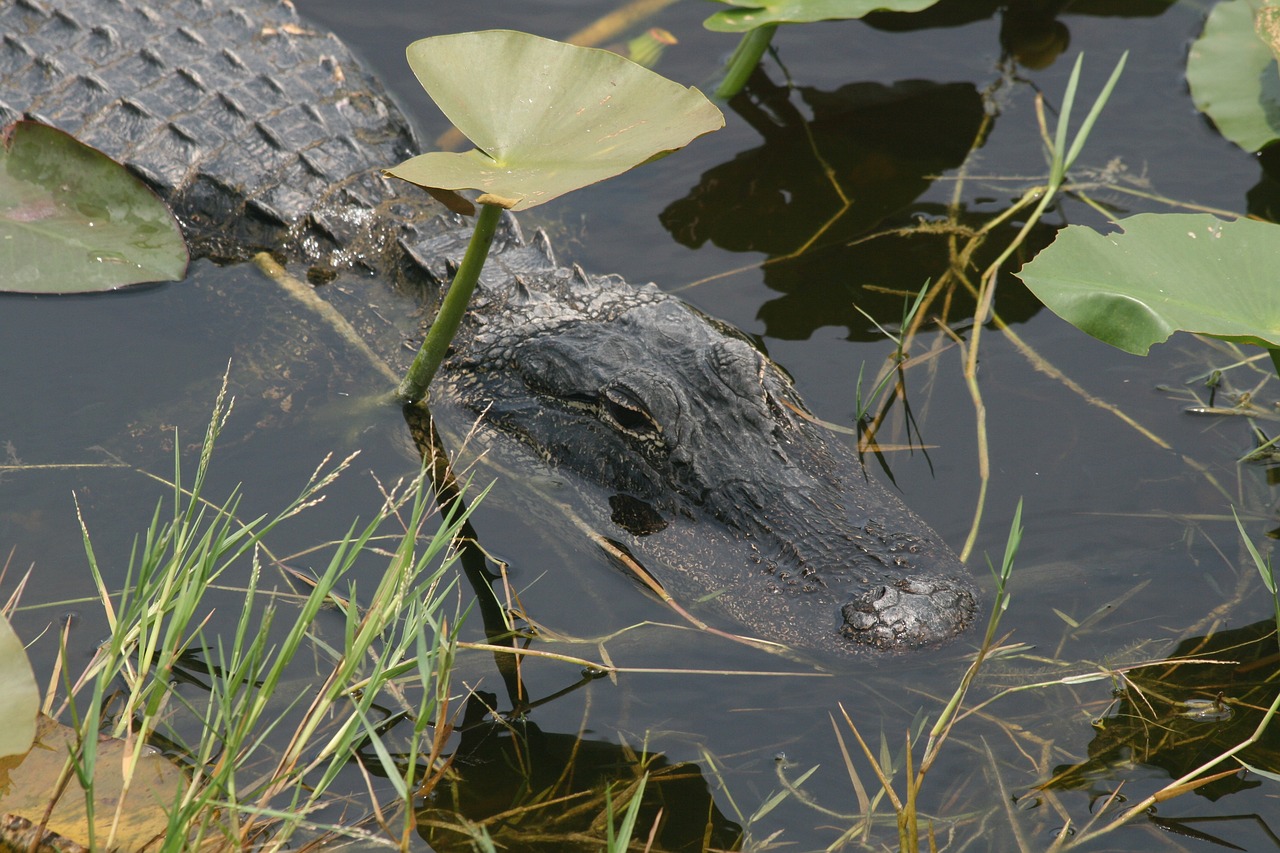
(1, 0, 977, 653)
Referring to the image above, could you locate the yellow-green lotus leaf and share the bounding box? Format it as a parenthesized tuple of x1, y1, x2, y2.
(0, 714, 196, 851)
(0, 615, 38, 760)
(386, 30, 723, 212)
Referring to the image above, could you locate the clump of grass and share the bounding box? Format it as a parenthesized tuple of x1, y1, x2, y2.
(37, 378, 479, 851)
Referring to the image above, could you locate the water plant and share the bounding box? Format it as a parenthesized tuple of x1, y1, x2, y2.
(1187, 0, 1280, 153)
(385, 29, 723, 404)
(0, 120, 187, 293)
(704, 0, 944, 99)
(838, 499, 1022, 853)
(0, 381, 478, 850)
(1016, 213, 1280, 379)
(1018, 2, 1280, 383)
(0, 612, 38, 761)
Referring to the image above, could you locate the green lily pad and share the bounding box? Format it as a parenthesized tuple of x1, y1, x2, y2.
(1016, 214, 1280, 355)
(0, 121, 188, 293)
(705, 0, 942, 34)
(386, 30, 723, 213)
(1260, 4, 1280, 63)
(0, 615, 38, 760)
(1186, 0, 1280, 153)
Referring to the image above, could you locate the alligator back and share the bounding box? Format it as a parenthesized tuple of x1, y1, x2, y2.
(0, 0, 426, 268)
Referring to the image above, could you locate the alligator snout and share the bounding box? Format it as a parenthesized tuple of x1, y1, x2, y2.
(840, 574, 978, 650)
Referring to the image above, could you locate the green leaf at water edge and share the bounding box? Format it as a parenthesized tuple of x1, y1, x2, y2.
(704, 0, 942, 33)
(1015, 213, 1280, 355)
(0, 614, 38, 760)
(1186, 0, 1280, 153)
(386, 30, 724, 213)
(0, 121, 188, 293)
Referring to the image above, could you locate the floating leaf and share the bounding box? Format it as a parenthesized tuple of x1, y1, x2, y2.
(386, 30, 723, 212)
(1259, 2, 1280, 63)
(0, 615, 38, 760)
(1186, 0, 1280, 152)
(1016, 214, 1280, 355)
(0, 121, 188, 293)
(0, 714, 194, 851)
(704, 0, 942, 33)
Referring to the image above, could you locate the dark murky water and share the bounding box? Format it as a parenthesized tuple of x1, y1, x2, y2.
(3, 0, 1279, 849)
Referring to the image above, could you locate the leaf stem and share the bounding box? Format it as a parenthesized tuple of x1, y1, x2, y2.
(715, 25, 777, 99)
(397, 202, 503, 403)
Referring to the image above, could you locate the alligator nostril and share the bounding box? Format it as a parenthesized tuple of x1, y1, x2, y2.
(838, 575, 978, 651)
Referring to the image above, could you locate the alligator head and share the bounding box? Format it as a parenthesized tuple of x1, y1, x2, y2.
(444, 243, 977, 655)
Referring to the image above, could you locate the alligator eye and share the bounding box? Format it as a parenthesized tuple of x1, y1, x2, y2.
(602, 387, 661, 436)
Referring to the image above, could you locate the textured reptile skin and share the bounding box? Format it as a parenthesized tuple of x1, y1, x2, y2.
(1, 0, 977, 654)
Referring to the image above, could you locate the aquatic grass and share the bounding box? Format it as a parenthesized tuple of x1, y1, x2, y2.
(709, 505, 1023, 850)
(953, 52, 1126, 560)
(1236, 508, 1280, 641)
(415, 726, 671, 850)
(836, 499, 1021, 853)
(34, 378, 479, 851)
(604, 772, 651, 852)
(854, 280, 930, 427)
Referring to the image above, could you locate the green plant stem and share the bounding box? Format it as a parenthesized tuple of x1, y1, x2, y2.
(715, 25, 777, 99)
(397, 202, 503, 403)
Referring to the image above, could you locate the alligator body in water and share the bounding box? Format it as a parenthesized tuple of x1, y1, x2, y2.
(0, 0, 977, 653)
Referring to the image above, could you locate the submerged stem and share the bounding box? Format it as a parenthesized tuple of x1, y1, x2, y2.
(397, 202, 503, 404)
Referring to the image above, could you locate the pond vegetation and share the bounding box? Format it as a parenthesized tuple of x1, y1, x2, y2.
(4, 0, 1280, 850)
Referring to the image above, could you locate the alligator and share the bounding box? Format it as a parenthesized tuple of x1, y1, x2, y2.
(0, 0, 977, 653)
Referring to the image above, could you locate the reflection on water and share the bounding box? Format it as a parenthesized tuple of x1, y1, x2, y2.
(417, 693, 743, 852)
(1007, 619, 1280, 847)
(1046, 619, 1280, 798)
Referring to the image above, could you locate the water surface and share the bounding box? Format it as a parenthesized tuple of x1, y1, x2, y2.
(3, 0, 1278, 849)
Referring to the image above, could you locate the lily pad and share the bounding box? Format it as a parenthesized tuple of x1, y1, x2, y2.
(1260, 4, 1280, 63)
(386, 30, 723, 213)
(1015, 213, 1280, 355)
(704, 0, 942, 33)
(0, 714, 194, 851)
(0, 121, 188, 293)
(0, 615, 38, 760)
(1186, 0, 1280, 152)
